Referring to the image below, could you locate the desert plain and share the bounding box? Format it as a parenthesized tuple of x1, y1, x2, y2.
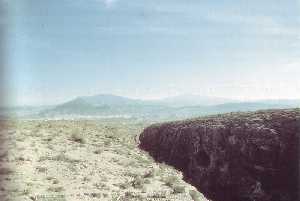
(0, 119, 208, 201)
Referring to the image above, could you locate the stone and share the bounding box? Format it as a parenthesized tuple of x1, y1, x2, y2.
(139, 109, 300, 201)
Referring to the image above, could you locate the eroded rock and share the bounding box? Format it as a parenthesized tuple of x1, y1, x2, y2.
(139, 109, 300, 201)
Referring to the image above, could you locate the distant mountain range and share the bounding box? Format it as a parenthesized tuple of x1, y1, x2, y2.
(157, 94, 235, 107)
(2, 94, 300, 120)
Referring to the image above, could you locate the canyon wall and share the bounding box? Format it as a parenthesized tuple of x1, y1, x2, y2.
(139, 109, 300, 201)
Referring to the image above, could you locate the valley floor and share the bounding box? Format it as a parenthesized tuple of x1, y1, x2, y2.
(0, 119, 208, 201)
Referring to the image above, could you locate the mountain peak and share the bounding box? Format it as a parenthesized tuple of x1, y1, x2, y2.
(70, 94, 140, 106)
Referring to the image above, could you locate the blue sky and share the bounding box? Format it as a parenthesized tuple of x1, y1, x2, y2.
(3, 0, 300, 106)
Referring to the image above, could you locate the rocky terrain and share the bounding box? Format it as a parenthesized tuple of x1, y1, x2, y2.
(139, 109, 300, 201)
(0, 119, 208, 201)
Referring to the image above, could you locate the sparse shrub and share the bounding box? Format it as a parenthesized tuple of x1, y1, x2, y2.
(52, 179, 59, 184)
(16, 156, 25, 161)
(123, 191, 144, 199)
(83, 176, 91, 182)
(90, 192, 101, 198)
(124, 191, 135, 198)
(162, 175, 178, 187)
(46, 176, 55, 180)
(48, 186, 64, 192)
(104, 140, 111, 146)
(143, 169, 155, 178)
(26, 182, 34, 187)
(189, 190, 202, 201)
(54, 153, 69, 162)
(131, 176, 144, 189)
(172, 184, 185, 194)
(111, 157, 119, 163)
(16, 136, 25, 142)
(124, 160, 139, 168)
(105, 134, 115, 139)
(123, 171, 138, 178)
(39, 153, 80, 163)
(38, 156, 49, 162)
(22, 189, 30, 195)
(36, 166, 47, 173)
(70, 132, 86, 144)
(114, 149, 124, 155)
(151, 191, 167, 198)
(134, 154, 151, 165)
(47, 144, 54, 150)
(94, 182, 108, 190)
(93, 149, 103, 154)
(144, 178, 151, 184)
(118, 182, 130, 189)
(44, 137, 52, 142)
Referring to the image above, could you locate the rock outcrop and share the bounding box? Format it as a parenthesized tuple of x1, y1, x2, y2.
(139, 109, 300, 201)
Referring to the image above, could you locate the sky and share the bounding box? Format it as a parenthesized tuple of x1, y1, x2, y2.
(2, 0, 300, 106)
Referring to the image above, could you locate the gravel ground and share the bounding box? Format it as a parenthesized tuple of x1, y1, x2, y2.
(0, 119, 208, 201)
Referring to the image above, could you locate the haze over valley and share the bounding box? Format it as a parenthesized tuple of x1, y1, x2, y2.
(1, 94, 299, 120)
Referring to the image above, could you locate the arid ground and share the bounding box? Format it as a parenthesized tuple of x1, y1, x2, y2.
(0, 119, 208, 201)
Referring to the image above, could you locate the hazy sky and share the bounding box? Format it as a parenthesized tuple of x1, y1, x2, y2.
(3, 0, 300, 106)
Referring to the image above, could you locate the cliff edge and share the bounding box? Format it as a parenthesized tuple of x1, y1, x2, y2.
(139, 109, 300, 201)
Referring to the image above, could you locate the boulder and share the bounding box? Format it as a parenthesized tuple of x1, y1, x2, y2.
(139, 109, 300, 201)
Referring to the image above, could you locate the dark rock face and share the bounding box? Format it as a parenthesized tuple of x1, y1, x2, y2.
(139, 109, 300, 201)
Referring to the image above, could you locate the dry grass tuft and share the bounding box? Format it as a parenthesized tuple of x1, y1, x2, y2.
(70, 130, 86, 144)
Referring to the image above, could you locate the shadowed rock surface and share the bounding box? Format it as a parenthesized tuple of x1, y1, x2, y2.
(139, 109, 300, 201)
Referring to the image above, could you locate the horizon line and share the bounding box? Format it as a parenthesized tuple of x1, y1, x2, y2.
(4, 93, 300, 108)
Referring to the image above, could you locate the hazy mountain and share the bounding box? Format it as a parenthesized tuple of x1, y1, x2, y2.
(43, 94, 236, 116)
(255, 99, 300, 107)
(38, 94, 173, 118)
(174, 102, 297, 119)
(75, 94, 144, 106)
(5, 94, 299, 119)
(157, 94, 236, 107)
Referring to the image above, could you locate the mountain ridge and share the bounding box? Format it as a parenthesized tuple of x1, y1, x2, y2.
(2, 94, 300, 119)
(38, 94, 300, 119)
